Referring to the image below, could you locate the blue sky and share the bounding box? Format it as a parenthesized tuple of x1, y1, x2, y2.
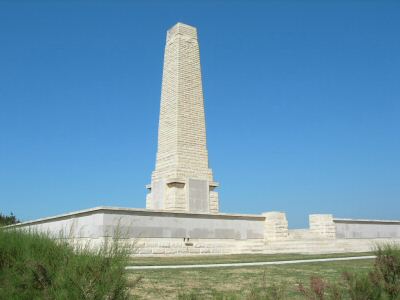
(1, 0, 399, 228)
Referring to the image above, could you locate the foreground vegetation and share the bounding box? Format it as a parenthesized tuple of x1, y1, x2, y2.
(0, 229, 132, 299)
(128, 259, 374, 299)
(1, 227, 399, 299)
(128, 244, 400, 299)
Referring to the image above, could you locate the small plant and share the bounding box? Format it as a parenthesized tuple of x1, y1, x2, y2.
(298, 276, 325, 300)
(297, 276, 343, 300)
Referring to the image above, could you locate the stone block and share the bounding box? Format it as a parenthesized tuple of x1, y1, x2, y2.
(188, 248, 200, 254)
(177, 248, 189, 254)
(170, 241, 184, 248)
(164, 248, 177, 254)
(158, 241, 170, 248)
(309, 214, 336, 239)
(263, 211, 289, 241)
(138, 248, 152, 255)
(151, 248, 165, 254)
(145, 241, 159, 247)
(200, 248, 211, 254)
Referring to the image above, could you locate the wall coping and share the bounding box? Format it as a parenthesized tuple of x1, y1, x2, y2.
(334, 218, 400, 225)
(9, 209, 400, 229)
(7, 206, 265, 228)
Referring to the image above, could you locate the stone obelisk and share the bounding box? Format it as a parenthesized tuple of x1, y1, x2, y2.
(146, 23, 219, 213)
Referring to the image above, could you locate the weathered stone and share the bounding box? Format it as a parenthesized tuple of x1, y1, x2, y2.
(158, 241, 170, 248)
(138, 248, 152, 255)
(263, 211, 289, 241)
(309, 214, 336, 239)
(146, 23, 219, 213)
(164, 248, 178, 254)
(151, 248, 165, 254)
(187, 248, 201, 254)
(200, 248, 211, 254)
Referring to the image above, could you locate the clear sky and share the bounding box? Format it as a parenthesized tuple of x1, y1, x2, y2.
(1, 0, 399, 228)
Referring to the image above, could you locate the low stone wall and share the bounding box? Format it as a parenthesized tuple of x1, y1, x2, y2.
(10, 206, 265, 240)
(11, 211, 105, 239)
(102, 209, 265, 240)
(133, 238, 265, 255)
(9, 207, 268, 256)
(9, 207, 400, 256)
(334, 218, 400, 239)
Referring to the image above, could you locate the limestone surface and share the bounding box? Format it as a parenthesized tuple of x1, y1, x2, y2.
(146, 23, 219, 213)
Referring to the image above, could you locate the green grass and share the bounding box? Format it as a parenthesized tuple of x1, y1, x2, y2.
(127, 259, 374, 299)
(0, 228, 132, 299)
(128, 251, 373, 266)
(128, 245, 400, 299)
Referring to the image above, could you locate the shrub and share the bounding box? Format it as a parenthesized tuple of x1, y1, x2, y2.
(372, 243, 400, 298)
(0, 212, 19, 226)
(0, 229, 132, 299)
(342, 244, 400, 300)
(297, 243, 400, 300)
(342, 271, 381, 300)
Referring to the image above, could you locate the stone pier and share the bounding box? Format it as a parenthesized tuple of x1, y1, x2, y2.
(309, 214, 336, 238)
(263, 212, 289, 241)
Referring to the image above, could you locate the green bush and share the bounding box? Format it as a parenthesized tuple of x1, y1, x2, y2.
(0, 229, 132, 299)
(0, 212, 19, 226)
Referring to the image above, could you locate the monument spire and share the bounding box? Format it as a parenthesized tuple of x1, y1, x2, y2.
(146, 23, 219, 213)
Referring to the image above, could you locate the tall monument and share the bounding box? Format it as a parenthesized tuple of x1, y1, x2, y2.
(146, 23, 219, 213)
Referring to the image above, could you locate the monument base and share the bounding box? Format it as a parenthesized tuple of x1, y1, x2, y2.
(9, 207, 400, 256)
